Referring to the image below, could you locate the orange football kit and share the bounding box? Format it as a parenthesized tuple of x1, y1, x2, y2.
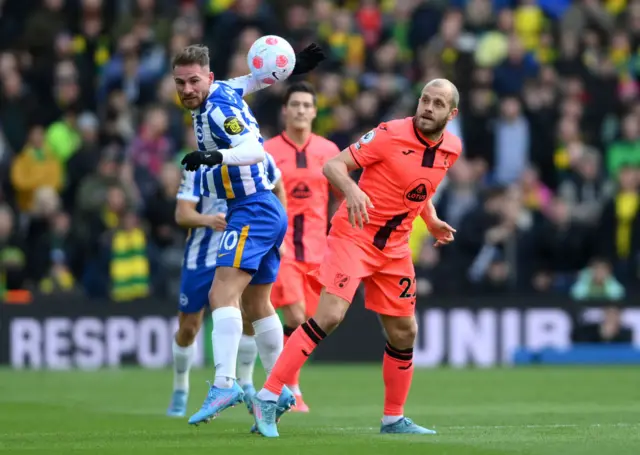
(266, 132, 340, 316)
(311, 117, 462, 316)
(263, 117, 462, 407)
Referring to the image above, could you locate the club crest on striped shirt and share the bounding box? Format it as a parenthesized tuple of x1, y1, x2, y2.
(334, 273, 350, 288)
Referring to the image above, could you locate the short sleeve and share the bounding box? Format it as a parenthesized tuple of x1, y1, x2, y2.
(177, 168, 201, 202)
(324, 140, 341, 164)
(264, 151, 282, 184)
(348, 126, 388, 168)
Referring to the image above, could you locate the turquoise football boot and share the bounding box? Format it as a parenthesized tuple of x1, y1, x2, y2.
(250, 386, 297, 436)
(242, 384, 256, 415)
(167, 390, 188, 417)
(188, 381, 244, 426)
(380, 417, 437, 434)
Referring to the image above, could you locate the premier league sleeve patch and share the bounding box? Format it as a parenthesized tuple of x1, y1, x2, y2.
(223, 116, 245, 135)
(360, 129, 376, 144)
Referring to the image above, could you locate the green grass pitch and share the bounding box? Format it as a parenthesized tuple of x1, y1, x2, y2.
(1, 366, 639, 455)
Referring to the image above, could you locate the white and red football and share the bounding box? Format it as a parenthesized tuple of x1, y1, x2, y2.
(247, 35, 296, 85)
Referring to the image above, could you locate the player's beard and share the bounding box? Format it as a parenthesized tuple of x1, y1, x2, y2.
(181, 90, 207, 110)
(414, 115, 448, 138)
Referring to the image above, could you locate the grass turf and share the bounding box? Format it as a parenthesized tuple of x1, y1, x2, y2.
(0, 366, 639, 455)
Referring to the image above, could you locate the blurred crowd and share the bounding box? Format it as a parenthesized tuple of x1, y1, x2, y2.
(0, 0, 639, 303)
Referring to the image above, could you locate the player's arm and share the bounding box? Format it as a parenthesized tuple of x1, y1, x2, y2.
(265, 151, 287, 210)
(223, 74, 271, 97)
(323, 127, 385, 196)
(324, 128, 390, 228)
(322, 149, 361, 196)
(175, 169, 226, 230)
(272, 178, 287, 210)
(223, 44, 326, 97)
(182, 107, 265, 171)
(420, 199, 438, 224)
(175, 199, 225, 231)
(323, 149, 374, 229)
(420, 194, 456, 248)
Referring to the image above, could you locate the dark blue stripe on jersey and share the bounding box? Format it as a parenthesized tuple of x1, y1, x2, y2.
(201, 168, 211, 197)
(194, 169, 202, 198)
(212, 165, 226, 198)
(266, 156, 276, 183)
(250, 162, 262, 189)
(194, 113, 207, 152)
(228, 165, 246, 198)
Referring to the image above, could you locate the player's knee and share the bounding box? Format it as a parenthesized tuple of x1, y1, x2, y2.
(209, 267, 251, 308)
(283, 303, 306, 328)
(314, 306, 344, 333)
(314, 291, 349, 333)
(385, 317, 418, 350)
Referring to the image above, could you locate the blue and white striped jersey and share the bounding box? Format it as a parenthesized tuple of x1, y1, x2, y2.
(191, 76, 273, 200)
(177, 152, 282, 271)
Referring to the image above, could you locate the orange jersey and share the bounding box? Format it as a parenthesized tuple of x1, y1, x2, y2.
(265, 132, 340, 263)
(332, 117, 462, 256)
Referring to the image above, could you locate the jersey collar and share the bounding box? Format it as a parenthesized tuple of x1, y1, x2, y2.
(280, 131, 313, 152)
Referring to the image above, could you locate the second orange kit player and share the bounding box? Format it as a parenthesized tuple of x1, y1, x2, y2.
(265, 82, 340, 412)
(251, 79, 462, 437)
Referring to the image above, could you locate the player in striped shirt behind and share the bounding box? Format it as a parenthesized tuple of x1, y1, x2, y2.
(265, 82, 340, 411)
(171, 44, 325, 426)
(168, 152, 284, 418)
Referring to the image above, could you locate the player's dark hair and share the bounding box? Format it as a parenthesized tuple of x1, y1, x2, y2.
(172, 44, 210, 69)
(283, 81, 317, 106)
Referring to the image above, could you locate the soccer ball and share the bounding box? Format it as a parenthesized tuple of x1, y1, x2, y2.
(247, 35, 296, 85)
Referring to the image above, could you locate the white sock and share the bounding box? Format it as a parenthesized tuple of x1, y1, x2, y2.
(252, 314, 284, 377)
(382, 415, 403, 425)
(172, 338, 195, 392)
(211, 306, 243, 388)
(288, 384, 301, 395)
(256, 388, 280, 402)
(237, 334, 258, 388)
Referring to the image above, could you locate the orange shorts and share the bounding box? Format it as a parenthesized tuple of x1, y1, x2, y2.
(308, 235, 416, 317)
(271, 259, 320, 317)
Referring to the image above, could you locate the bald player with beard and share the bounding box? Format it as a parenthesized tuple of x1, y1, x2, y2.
(251, 79, 463, 437)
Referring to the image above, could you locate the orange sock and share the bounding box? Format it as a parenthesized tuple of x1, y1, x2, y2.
(282, 325, 301, 389)
(264, 319, 326, 395)
(382, 343, 414, 417)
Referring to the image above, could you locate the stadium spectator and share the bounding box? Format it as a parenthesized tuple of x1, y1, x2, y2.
(598, 164, 640, 285)
(10, 125, 63, 213)
(570, 257, 626, 302)
(571, 306, 633, 344)
(0, 204, 26, 294)
(0, 0, 638, 301)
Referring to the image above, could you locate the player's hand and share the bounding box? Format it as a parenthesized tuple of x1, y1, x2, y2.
(426, 217, 456, 248)
(345, 186, 374, 229)
(279, 243, 287, 258)
(291, 43, 326, 76)
(181, 151, 223, 171)
(208, 213, 227, 231)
